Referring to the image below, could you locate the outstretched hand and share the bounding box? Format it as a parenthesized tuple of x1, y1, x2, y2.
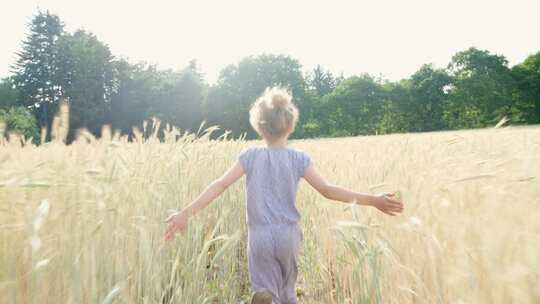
(164, 211, 189, 241)
(373, 192, 403, 216)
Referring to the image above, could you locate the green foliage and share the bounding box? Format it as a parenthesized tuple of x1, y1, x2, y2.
(0, 107, 39, 140)
(445, 48, 516, 128)
(512, 51, 540, 123)
(151, 60, 206, 133)
(109, 60, 159, 134)
(377, 81, 412, 134)
(12, 10, 65, 129)
(206, 54, 306, 139)
(0, 77, 19, 109)
(57, 30, 115, 139)
(307, 65, 341, 97)
(409, 65, 452, 131)
(322, 75, 386, 136)
(7, 10, 540, 142)
(110, 60, 206, 137)
(297, 66, 343, 138)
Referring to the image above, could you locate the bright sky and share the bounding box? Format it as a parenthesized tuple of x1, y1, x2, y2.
(1, 0, 540, 84)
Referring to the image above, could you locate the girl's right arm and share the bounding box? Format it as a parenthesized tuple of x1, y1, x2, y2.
(164, 161, 245, 241)
(303, 163, 403, 216)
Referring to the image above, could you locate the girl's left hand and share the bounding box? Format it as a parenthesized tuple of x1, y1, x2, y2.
(164, 211, 189, 241)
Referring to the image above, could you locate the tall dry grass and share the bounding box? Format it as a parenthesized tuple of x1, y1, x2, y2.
(0, 110, 539, 303)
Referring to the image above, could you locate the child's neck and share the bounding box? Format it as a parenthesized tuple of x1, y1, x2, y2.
(265, 137, 288, 149)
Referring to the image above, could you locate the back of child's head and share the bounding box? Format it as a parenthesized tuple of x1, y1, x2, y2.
(249, 87, 299, 141)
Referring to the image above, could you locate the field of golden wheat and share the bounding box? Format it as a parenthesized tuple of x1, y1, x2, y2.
(0, 122, 539, 303)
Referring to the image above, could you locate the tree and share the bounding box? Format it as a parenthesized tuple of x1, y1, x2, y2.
(0, 78, 39, 142)
(406, 64, 452, 131)
(0, 107, 39, 141)
(109, 60, 206, 137)
(298, 65, 343, 138)
(512, 51, 540, 124)
(109, 61, 161, 135)
(445, 48, 516, 128)
(57, 30, 115, 140)
(206, 54, 306, 138)
(322, 75, 386, 136)
(0, 77, 19, 109)
(12, 10, 66, 131)
(307, 65, 340, 97)
(378, 80, 412, 134)
(151, 60, 206, 133)
(6, 12, 540, 142)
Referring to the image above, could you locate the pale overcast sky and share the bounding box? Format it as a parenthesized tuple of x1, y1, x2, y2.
(1, 0, 539, 83)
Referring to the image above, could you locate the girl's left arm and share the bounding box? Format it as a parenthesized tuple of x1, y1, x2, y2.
(164, 161, 245, 241)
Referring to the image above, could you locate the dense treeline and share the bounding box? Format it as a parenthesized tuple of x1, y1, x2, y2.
(1, 11, 539, 143)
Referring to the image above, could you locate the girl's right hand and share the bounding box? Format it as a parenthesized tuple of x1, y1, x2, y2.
(164, 211, 189, 241)
(373, 192, 403, 216)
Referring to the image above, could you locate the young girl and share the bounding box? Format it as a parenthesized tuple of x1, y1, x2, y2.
(164, 87, 404, 304)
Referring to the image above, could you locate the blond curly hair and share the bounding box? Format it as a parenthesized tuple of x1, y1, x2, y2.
(249, 87, 299, 141)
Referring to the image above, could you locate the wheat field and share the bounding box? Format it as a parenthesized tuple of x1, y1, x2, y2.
(0, 119, 539, 303)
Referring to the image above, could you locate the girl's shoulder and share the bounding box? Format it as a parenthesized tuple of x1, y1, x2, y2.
(239, 145, 264, 156)
(283, 146, 309, 157)
(238, 146, 264, 166)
